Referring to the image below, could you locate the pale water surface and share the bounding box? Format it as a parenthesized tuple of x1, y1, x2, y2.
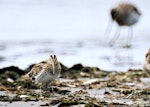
(0, 0, 149, 71)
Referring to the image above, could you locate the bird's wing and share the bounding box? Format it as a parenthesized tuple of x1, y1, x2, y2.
(24, 62, 45, 79)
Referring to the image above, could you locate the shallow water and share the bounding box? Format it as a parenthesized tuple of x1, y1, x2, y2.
(0, 0, 149, 71)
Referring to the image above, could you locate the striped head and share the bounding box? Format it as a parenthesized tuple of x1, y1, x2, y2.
(48, 55, 61, 75)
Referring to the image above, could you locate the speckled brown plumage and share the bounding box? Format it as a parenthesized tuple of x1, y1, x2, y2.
(23, 55, 61, 84)
(143, 48, 150, 72)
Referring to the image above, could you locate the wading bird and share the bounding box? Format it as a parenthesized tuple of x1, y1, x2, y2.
(23, 55, 61, 96)
(143, 48, 150, 77)
(106, 2, 141, 47)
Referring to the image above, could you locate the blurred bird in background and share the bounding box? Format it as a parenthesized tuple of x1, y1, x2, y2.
(105, 2, 141, 47)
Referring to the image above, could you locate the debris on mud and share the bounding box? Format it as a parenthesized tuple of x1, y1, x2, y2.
(0, 63, 150, 106)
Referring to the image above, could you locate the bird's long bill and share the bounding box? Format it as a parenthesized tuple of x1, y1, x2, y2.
(51, 60, 55, 74)
(49, 55, 55, 74)
(52, 68, 55, 74)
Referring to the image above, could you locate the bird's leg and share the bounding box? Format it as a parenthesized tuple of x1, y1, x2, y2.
(49, 83, 55, 95)
(105, 19, 113, 39)
(41, 83, 51, 97)
(109, 26, 121, 46)
(39, 83, 44, 99)
(127, 27, 133, 47)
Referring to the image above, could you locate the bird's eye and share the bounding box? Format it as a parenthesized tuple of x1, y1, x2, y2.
(146, 53, 148, 57)
(111, 9, 119, 19)
(133, 7, 138, 12)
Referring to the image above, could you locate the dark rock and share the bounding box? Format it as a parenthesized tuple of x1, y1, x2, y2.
(104, 91, 111, 95)
(128, 69, 143, 72)
(58, 90, 71, 95)
(60, 63, 69, 72)
(82, 67, 91, 72)
(0, 66, 25, 75)
(69, 64, 83, 70)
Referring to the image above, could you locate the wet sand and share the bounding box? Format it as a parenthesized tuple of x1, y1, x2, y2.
(0, 64, 149, 107)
